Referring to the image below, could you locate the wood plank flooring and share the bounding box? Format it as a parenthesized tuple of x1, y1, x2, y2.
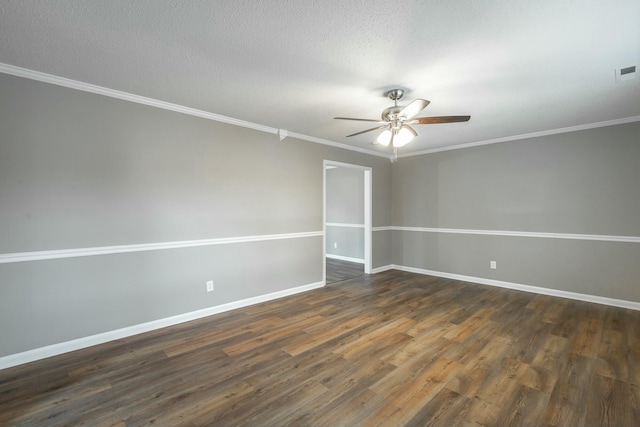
(325, 258, 364, 284)
(1, 270, 640, 426)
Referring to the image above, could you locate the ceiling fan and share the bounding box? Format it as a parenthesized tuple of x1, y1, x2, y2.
(335, 88, 470, 152)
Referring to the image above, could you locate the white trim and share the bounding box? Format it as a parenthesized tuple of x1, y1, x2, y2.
(399, 116, 640, 158)
(0, 231, 324, 264)
(322, 163, 327, 285)
(325, 254, 365, 264)
(288, 131, 392, 159)
(372, 226, 393, 232)
(390, 226, 640, 244)
(0, 63, 277, 135)
(323, 161, 373, 277)
(326, 223, 365, 228)
(370, 265, 394, 274)
(0, 280, 325, 370)
(2, 63, 637, 161)
(0, 63, 390, 159)
(391, 265, 640, 311)
(363, 169, 372, 274)
(322, 160, 373, 171)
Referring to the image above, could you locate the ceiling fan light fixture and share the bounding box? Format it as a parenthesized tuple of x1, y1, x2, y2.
(393, 126, 416, 147)
(336, 88, 470, 153)
(376, 129, 392, 146)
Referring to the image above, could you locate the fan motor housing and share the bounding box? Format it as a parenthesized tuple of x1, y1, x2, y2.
(382, 105, 405, 122)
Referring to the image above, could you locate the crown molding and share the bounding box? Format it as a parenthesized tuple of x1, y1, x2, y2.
(0, 63, 390, 159)
(0, 63, 280, 135)
(399, 115, 640, 158)
(287, 131, 392, 159)
(3, 63, 634, 162)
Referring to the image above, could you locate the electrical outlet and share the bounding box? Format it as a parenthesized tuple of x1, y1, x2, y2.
(490, 261, 497, 269)
(206, 280, 214, 292)
(333, 242, 338, 249)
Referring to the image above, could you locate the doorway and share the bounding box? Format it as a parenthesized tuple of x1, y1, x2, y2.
(323, 161, 372, 285)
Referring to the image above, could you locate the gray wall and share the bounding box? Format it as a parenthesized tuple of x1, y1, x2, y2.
(0, 73, 392, 357)
(1, 69, 637, 360)
(325, 226, 364, 260)
(392, 121, 640, 302)
(325, 166, 364, 260)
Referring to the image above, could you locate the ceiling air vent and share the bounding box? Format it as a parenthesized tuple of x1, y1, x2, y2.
(615, 65, 636, 83)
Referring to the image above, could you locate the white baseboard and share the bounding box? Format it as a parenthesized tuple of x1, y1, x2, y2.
(0, 281, 325, 371)
(325, 254, 365, 264)
(391, 264, 640, 311)
(6, 264, 638, 371)
(370, 264, 394, 274)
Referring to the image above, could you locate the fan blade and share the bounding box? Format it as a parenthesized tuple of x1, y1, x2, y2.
(411, 115, 470, 124)
(346, 125, 387, 137)
(399, 99, 430, 119)
(335, 117, 385, 123)
(404, 125, 418, 135)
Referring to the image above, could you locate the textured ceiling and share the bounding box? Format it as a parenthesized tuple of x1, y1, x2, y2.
(1, 0, 638, 156)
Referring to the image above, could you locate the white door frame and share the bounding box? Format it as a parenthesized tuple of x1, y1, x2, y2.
(323, 160, 373, 284)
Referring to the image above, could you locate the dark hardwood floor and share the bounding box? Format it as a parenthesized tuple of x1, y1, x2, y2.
(325, 258, 364, 284)
(1, 270, 639, 426)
